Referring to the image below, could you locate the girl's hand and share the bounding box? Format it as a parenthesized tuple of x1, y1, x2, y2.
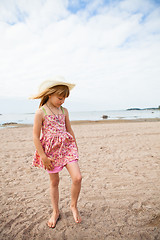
(41, 156, 54, 171)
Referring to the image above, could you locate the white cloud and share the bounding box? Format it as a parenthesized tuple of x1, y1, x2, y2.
(0, 0, 159, 112)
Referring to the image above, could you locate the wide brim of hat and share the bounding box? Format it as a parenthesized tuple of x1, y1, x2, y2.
(38, 79, 75, 94)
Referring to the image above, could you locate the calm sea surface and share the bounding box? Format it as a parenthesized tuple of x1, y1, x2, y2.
(0, 110, 160, 126)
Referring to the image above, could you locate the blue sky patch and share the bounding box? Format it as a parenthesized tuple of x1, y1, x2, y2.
(67, 0, 88, 14)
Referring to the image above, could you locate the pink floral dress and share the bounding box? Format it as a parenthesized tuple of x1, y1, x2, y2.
(32, 107, 79, 170)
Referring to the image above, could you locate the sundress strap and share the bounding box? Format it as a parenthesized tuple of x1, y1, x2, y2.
(61, 106, 65, 114)
(42, 106, 64, 115)
(42, 107, 47, 115)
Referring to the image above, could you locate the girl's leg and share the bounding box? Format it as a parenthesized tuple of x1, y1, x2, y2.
(66, 161, 82, 223)
(48, 173, 60, 228)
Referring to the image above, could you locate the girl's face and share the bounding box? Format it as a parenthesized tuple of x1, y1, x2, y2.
(49, 94, 65, 108)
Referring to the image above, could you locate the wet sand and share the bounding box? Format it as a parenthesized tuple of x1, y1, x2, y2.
(0, 120, 160, 240)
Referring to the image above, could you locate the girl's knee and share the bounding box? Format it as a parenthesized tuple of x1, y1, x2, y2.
(73, 174, 82, 184)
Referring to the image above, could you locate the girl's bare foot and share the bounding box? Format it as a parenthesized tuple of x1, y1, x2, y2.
(70, 206, 82, 223)
(48, 211, 60, 228)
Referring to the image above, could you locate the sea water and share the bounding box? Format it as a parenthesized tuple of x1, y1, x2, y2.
(0, 109, 159, 126)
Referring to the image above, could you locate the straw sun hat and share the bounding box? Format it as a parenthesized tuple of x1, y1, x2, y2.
(38, 76, 75, 95)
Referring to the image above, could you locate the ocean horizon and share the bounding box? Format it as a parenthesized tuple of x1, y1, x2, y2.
(0, 109, 160, 126)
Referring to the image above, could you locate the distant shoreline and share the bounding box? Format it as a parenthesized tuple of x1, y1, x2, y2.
(1, 118, 160, 128)
(126, 107, 159, 111)
(0, 109, 159, 126)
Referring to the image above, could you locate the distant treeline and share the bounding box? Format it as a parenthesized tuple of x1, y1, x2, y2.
(127, 106, 160, 111)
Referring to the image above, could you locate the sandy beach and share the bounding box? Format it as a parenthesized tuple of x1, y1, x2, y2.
(0, 120, 160, 240)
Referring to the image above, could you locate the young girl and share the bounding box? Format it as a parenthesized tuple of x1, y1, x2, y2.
(31, 76, 82, 228)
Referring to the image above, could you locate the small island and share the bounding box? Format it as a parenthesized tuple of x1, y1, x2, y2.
(127, 106, 160, 111)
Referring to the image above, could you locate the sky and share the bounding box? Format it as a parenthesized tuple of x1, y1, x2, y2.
(0, 0, 160, 113)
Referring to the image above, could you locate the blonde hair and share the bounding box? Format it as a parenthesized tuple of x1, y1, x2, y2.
(31, 85, 70, 107)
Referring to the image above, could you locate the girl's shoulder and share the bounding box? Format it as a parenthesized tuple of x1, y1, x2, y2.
(35, 107, 46, 119)
(33, 108, 44, 126)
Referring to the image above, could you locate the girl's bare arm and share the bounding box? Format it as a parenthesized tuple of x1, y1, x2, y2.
(33, 109, 54, 170)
